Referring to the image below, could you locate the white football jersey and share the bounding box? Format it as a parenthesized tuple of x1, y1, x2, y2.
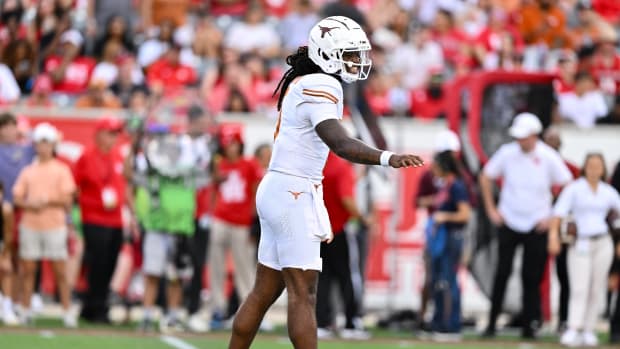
(268, 73, 344, 181)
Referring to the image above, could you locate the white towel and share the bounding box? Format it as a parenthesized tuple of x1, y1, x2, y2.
(308, 179, 333, 242)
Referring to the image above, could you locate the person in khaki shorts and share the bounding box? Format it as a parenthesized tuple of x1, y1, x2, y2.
(13, 123, 76, 327)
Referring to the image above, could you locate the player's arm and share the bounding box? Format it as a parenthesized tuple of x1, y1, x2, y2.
(315, 119, 423, 168)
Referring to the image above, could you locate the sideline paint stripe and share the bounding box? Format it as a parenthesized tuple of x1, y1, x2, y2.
(39, 330, 55, 338)
(160, 335, 199, 349)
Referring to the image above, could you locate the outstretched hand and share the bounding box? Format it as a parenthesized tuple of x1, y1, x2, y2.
(388, 154, 425, 168)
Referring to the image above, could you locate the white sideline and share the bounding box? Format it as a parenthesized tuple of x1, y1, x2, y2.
(160, 335, 199, 349)
(39, 330, 55, 338)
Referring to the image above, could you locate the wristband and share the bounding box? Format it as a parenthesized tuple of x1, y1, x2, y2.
(380, 151, 394, 167)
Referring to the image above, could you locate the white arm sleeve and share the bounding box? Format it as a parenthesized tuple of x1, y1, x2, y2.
(299, 102, 340, 128)
(483, 146, 507, 179)
(299, 74, 344, 128)
(550, 153, 573, 186)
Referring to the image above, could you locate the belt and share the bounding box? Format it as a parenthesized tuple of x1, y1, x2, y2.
(578, 233, 608, 241)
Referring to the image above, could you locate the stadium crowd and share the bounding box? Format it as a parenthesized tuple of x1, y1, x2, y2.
(0, 0, 617, 124)
(0, 0, 620, 347)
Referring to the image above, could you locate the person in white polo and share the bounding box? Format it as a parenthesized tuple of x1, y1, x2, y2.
(549, 153, 620, 347)
(479, 113, 572, 339)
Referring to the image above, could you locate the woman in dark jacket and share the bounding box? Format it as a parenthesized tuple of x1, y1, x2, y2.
(428, 151, 471, 341)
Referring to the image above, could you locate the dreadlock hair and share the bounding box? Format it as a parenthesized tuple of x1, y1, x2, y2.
(273, 46, 323, 111)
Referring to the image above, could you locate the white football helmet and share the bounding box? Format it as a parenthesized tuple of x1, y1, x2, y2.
(308, 16, 372, 84)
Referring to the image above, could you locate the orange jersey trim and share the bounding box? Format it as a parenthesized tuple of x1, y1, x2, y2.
(302, 89, 339, 104)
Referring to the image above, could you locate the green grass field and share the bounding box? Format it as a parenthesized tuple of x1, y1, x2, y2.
(0, 320, 616, 349)
(0, 332, 572, 349)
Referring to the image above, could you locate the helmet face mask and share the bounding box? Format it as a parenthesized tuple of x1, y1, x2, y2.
(338, 48, 372, 83)
(308, 16, 373, 84)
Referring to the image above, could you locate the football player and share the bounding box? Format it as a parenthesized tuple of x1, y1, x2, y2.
(228, 16, 424, 349)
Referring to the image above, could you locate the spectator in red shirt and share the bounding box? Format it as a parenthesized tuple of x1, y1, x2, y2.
(243, 54, 279, 111)
(262, 0, 290, 18)
(208, 124, 262, 328)
(432, 9, 471, 70)
(146, 43, 197, 95)
(473, 8, 524, 71)
(73, 116, 126, 323)
(44, 53, 97, 95)
(364, 72, 394, 117)
(553, 50, 578, 95)
(42, 12, 97, 94)
(208, 0, 249, 17)
(593, 0, 620, 25)
(316, 152, 370, 339)
(591, 41, 620, 96)
(410, 70, 447, 120)
(203, 62, 257, 115)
